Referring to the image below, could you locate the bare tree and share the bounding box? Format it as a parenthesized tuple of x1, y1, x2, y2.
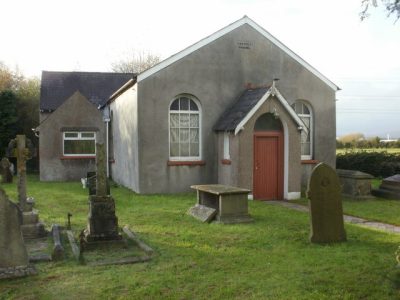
(111, 50, 161, 74)
(360, 0, 400, 22)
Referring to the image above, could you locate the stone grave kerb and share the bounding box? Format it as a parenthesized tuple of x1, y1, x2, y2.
(307, 163, 347, 243)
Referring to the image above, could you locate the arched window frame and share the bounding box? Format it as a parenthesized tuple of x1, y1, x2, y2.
(292, 101, 313, 160)
(168, 95, 202, 161)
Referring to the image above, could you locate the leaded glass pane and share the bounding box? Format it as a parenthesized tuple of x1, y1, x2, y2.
(190, 100, 198, 111)
(180, 97, 189, 110)
(190, 129, 199, 142)
(180, 142, 189, 156)
(180, 114, 190, 127)
(301, 131, 309, 143)
(190, 143, 199, 156)
(170, 99, 179, 110)
(170, 114, 179, 127)
(302, 116, 310, 130)
(170, 143, 179, 156)
(190, 114, 199, 127)
(303, 104, 310, 114)
(180, 128, 189, 142)
(295, 102, 302, 114)
(170, 128, 179, 143)
(301, 142, 310, 156)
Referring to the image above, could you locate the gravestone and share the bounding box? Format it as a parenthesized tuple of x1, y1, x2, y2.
(7, 135, 46, 239)
(0, 157, 13, 183)
(0, 187, 36, 279)
(372, 174, 400, 200)
(307, 163, 347, 243)
(336, 169, 375, 200)
(84, 143, 121, 244)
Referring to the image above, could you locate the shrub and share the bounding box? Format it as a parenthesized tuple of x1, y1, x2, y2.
(336, 151, 400, 178)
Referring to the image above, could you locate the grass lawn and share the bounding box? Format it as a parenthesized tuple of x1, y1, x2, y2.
(1, 176, 400, 299)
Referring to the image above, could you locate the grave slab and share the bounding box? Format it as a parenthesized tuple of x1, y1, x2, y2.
(336, 169, 375, 200)
(372, 174, 400, 199)
(188, 204, 217, 223)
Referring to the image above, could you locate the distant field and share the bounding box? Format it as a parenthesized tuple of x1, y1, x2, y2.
(337, 148, 400, 154)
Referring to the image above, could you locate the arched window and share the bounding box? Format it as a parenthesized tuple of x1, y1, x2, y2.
(291, 101, 313, 160)
(169, 95, 201, 160)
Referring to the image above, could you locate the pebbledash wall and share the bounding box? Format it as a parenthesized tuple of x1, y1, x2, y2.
(38, 92, 105, 181)
(109, 22, 336, 196)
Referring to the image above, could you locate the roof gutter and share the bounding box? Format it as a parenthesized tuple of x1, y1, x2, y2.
(100, 77, 137, 109)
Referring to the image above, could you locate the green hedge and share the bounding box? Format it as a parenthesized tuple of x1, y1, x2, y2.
(336, 151, 400, 178)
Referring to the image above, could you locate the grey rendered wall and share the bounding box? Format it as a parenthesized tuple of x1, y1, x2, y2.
(217, 132, 239, 186)
(109, 85, 139, 192)
(136, 24, 336, 193)
(38, 91, 105, 181)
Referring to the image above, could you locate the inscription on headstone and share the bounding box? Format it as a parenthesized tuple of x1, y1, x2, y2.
(0, 157, 13, 183)
(0, 187, 36, 279)
(307, 163, 347, 243)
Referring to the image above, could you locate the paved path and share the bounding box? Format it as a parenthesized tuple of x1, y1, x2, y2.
(266, 200, 400, 234)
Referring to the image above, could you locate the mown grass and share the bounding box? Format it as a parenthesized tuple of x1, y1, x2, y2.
(1, 176, 400, 299)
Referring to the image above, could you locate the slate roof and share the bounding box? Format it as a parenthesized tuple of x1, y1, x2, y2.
(214, 87, 269, 131)
(40, 71, 135, 111)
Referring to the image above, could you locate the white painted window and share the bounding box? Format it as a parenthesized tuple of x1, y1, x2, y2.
(63, 132, 96, 156)
(169, 96, 201, 160)
(223, 132, 230, 160)
(291, 101, 313, 160)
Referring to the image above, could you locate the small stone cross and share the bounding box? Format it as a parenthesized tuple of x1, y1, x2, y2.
(7, 135, 36, 212)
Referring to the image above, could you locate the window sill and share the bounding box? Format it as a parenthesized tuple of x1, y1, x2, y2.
(221, 159, 231, 165)
(167, 160, 206, 166)
(301, 159, 319, 164)
(60, 156, 96, 160)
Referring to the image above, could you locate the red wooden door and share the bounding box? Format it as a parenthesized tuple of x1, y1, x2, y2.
(253, 132, 284, 200)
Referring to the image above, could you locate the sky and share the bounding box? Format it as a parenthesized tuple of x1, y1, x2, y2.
(1, 0, 399, 137)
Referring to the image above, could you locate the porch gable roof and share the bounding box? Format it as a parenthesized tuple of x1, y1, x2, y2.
(213, 85, 307, 135)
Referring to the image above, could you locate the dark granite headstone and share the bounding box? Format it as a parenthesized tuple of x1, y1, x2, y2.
(336, 169, 375, 200)
(0, 157, 13, 183)
(372, 174, 400, 200)
(84, 143, 121, 244)
(307, 163, 347, 243)
(0, 187, 36, 279)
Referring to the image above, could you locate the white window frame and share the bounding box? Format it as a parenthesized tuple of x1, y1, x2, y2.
(168, 95, 202, 161)
(63, 131, 96, 156)
(223, 132, 230, 160)
(292, 101, 313, 160)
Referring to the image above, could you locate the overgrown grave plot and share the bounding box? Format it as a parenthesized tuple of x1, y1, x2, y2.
(66, 226, 153, 266)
